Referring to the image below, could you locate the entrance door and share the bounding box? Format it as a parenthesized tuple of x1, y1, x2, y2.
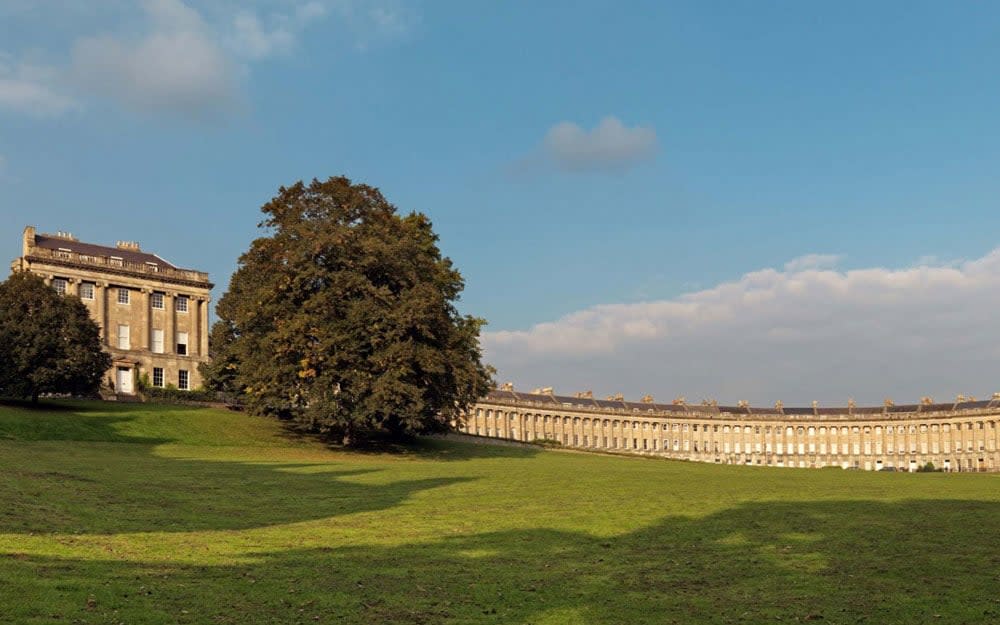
(117, 367, 133, 394)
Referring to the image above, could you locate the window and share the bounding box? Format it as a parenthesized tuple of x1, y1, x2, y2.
(177, 331, 188, 356)
(152, 329, 164, 354)
(152, 367, 164, 388)
(117, 324, 130, 350)
(151, 292, 164, 309)
(178, 370, 189, 390)
(118, 288, 130, 305)
(146, 262, 159, 273)
(79, 282, 94, 300)
(56, 247, 72, 259)
(52, 278, 67, 296)
(110, 256, 123, 267)
(175, 295, 189, 313)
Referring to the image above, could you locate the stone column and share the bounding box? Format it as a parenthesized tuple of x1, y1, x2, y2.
(96, 281, 108, 345)
(141, 288, 152, 351)
(200, 297, 210, 357)
(165, 293, 175, 355)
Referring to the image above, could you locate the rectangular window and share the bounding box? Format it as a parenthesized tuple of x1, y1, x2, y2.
(178, 370, 189, 390)
(177, 331, 188, 356)
(79, 282, 94, 300)
(151, 292, 164, 309)
(52, 278, 67, 296)
(117, 324, 130, 350)
(175, 295, 189, 313)
(152, 329, 164, 354)
(110, 256, 123, 267)
(152, 367, 164, 388)
(118, 288, 130, 305)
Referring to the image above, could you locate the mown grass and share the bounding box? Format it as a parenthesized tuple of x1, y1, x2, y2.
(1, 400, 999, 624)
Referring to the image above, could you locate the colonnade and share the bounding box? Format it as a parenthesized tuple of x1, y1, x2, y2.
(462, 401, 1000, 472)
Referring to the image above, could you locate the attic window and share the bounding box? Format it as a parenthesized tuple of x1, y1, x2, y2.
(146, 262, 159, 272)
(110, 256, 123, 267)
(57, 247, 72, 259)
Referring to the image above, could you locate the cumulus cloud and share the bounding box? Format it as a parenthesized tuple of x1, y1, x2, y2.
(1, 0, 344, 119)
(483, 249, 1000, 406)
(0, 55, 77, 116)
(70, 0, 238, 118)
(539, 116, 658, 172)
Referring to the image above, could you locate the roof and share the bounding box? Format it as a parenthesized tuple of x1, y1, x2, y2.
(34, 235, 180, 270)
(481, 390, 1000, 418)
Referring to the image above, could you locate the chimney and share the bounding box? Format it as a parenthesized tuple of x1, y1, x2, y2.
(22, 225, 36, 258)
(116, 240, 141, 251)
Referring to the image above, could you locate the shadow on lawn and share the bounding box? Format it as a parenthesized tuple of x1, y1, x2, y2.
(4, 498, 1000, 624)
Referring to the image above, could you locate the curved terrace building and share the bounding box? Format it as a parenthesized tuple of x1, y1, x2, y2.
(462, 386, 1000, 472)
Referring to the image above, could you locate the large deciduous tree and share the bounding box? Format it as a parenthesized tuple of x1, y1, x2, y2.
(0, 272, 111, 402)
(211, 176, 493, 443)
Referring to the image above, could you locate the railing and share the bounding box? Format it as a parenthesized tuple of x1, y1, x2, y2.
(27, 246, 210, 284)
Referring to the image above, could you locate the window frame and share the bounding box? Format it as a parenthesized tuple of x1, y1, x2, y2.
(79, 282, 95, 300)
(152, 367, 164, 388)
(117, 324, 130, 350)
(175, 295, 189, 313)
(152, 329, 164, 354)
(178, 369, 189, 391)
(52, 278, 67, 296)
(117, 288, 130, 305)
(151, 292, 164, 310)
(176, 331, 188, 356)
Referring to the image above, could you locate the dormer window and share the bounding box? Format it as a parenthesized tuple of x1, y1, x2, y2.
(145, 262, 159, 273)
(110, 256, 123, 267)
(56, 247, 72, 259)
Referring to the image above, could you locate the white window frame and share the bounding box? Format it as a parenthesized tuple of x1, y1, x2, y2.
(151, 292, 164, 309)
(117, 324, 130, 350)
(79, 282, 95, 300)
(52, 278, 67, 296)
(177, 331, 189, 356)
(118, 288, 130, 305)
(152, 367, 164, 388)
(152, 329, 164, 354)
(178, 369, 189, 391)
(175, 295, 189, 313)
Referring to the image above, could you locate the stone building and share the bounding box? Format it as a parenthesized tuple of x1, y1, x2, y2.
(463, 386, 1000, 472)
(10, 226, 213, 395)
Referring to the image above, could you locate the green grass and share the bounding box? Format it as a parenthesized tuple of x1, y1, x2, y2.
(2, 401, 999, 624)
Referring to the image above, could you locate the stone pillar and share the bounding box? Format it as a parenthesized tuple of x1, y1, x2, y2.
(96, 282, 108, 345)
(200, 297, 210, 357)
(141, 288, 152, 351)
(165, 293, 175, 355)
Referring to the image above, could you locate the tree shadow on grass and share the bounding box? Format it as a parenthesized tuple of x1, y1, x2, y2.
(3, 498, 1000, 624)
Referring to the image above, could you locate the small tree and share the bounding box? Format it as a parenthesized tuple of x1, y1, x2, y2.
(212, 176, 493, 443)
(0, 272, 111, 402)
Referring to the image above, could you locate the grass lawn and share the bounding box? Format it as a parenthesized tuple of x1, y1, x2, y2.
(2, 401, 999, 624)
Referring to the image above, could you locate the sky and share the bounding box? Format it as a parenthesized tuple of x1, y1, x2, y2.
(3, 1, 1000, 406)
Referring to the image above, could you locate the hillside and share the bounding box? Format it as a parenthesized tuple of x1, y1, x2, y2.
(1, 400, 999, 624)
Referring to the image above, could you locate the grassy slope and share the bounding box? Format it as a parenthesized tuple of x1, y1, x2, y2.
(1, 401, 999, 624)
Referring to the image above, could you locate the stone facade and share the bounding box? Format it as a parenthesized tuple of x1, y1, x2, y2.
(10, 226, 213, 395)
(462, 387, 1000, 472)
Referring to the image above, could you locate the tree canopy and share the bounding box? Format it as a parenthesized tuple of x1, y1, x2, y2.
(0, 272, 111, 402)
(206, 176, 493, 443)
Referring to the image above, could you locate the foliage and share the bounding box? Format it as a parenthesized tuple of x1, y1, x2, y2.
(529, 437, 564, 447)
(213, 176, 493, 444)
(0, 272, 110, 401)
(916, 461, 942, 472)
(198, 319, 239, 393)
(143, 386, 218, 404)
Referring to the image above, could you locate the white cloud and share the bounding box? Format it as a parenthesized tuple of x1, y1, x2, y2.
(1, 1, 343, 119)
(483, 249, 1000, 406)
(783, 253, 842, 272)
(0, 55, 77, 116)
(540, 116, 658, 172)
(69, 0, 238, 117)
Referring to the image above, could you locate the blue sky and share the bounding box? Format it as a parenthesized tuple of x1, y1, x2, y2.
(4, 1, 1000, 404)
